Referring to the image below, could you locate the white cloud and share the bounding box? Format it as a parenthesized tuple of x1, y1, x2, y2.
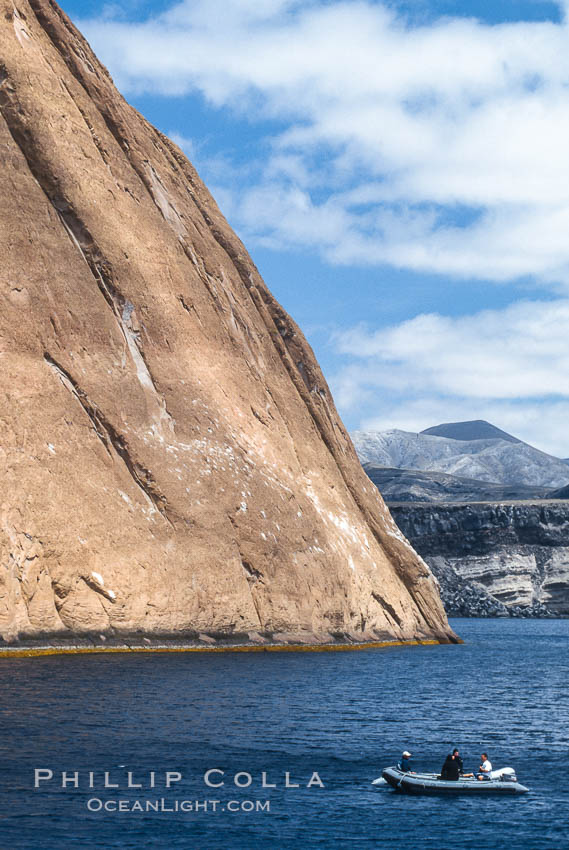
(335, 299, 569, 399)
(331, 297, 569, 455)
(80, 0, 569, 286)
(77, 1, 569, 454)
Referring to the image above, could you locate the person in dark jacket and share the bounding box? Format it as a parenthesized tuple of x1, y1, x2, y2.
(400, 751, 413, 772)
(441, 752, 461, 781)
(451, 748, 463, 773)
(441, 748, 473, 780)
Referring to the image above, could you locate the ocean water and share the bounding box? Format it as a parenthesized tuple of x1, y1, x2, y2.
(1, 618, 569, 849)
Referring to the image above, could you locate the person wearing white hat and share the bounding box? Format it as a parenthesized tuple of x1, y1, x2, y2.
(400, 751, 413, 772)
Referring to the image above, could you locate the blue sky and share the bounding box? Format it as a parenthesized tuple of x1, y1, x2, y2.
(59, 0, 569, 455)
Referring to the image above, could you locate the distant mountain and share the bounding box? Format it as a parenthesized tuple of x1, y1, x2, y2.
(364, 465, 552, 504)
(421, 419, 521, 444)
(352, 426, 569, 489)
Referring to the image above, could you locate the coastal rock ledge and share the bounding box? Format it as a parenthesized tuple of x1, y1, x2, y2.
(0, 0, 455, 647)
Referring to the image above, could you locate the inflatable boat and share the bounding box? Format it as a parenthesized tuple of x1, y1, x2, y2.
(381, 766, 529, 795)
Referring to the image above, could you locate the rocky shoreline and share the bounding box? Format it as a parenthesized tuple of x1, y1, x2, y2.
(0, 634, 453, 657)
(430, 557, 560, 618)
(389, 500, 569, 618)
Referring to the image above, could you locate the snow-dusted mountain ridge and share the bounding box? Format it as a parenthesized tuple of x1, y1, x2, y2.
(352, 428, 569, 489)
(421, 419, 521, 443)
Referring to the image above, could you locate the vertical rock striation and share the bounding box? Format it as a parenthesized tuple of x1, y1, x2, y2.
(0, 0, 455, 645)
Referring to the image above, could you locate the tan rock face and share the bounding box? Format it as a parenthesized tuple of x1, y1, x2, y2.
(0, 0, 455, 645)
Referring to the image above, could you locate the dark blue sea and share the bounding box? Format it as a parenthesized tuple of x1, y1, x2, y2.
(2, 618, 569, 849)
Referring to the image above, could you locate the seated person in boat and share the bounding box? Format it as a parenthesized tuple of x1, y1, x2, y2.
(477, 753, 492, 780)
(400, 751, 414, 772)
(441, 748, 473, 780)
(441, 751, 460, 780)
(452, 748, 463, 773)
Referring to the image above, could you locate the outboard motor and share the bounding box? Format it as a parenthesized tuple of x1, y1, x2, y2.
(490, 767, 517, 782)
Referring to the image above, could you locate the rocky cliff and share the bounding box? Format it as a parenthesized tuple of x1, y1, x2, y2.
(364, 464, 552, 504)
(390, 502, 569, 617)
(0, 0, 454, 646)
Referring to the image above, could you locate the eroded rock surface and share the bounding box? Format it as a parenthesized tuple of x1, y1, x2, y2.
(390, 502, 569, 617)
(0, 0, 454, 645)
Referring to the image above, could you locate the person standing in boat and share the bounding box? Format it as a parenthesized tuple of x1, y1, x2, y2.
(400, 751, 414, 772)
(477, 753, 492, 780)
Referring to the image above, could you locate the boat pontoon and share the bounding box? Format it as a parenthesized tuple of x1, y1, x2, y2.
(379, 766, 529, 795)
